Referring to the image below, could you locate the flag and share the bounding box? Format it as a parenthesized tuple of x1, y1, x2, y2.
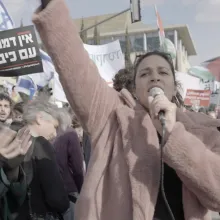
(49, 72, 67, 103)
(16, 75, 36, 99)
(188, 66, 214, 81)
(154, 5, 165, 48)
(0, 1, 13, 31)
(28, 50, 54, 89)
(16, 50, 55, 99)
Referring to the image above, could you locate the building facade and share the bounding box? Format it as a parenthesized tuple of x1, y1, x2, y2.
(0, 77, 16, 86)
(74, 11, 197, 73)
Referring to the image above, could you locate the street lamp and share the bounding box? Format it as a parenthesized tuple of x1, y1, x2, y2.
(130, 0, 141, 23)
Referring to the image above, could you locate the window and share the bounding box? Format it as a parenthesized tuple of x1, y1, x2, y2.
(114, 35, 126, 53)
(119, 41, 126, 53)
(100, 37, 114, 45)
(130, 34, 144, 52)
(165, 31, 175, 44)
(87, 39, 94, 45)
(147, 36, 160, 51)
(166, 34, 174, 44)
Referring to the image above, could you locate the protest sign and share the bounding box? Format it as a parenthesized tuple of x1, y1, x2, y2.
(84, 40, 125, 86)
(16, 40, 125, 102)
(175, 72, 205, 99)
(0, 25, 43, 76)
(184, 89, 211, 107)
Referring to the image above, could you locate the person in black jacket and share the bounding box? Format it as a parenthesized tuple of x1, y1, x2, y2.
(15, 136, 69, 220)
(8, 107, 70, 219)
(22, 96, 83, 220)
(82, 132, 91, 169)
(21, 97, 71, 219)
(53, 128, 84, 220)
(0, 123, 32, 220)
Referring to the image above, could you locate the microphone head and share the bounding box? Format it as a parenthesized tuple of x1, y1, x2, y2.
(149, 87, 164, 98)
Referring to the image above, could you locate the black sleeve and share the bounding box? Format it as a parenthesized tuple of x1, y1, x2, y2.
(67, 132, 84, 192)
(83, 132, 91, 168)
(41, 0, 51, 9)
(33, 137, 69, 213)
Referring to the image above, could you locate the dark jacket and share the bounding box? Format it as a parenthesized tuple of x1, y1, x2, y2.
(0, 166, 27, 220)
(82, 132, 91, 169)
(16, 136, 69, 219)
(53, 129, 84, 194)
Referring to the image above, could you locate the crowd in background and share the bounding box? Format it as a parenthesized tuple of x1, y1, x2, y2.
(0, 59, 219, 220)
(0, 67, 217, 219)
(0, 66, 141, 220)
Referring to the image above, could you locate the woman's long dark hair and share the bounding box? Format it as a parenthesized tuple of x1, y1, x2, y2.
(133, 51, 184, 108)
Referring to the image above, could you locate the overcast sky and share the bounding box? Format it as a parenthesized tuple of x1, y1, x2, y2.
(3, 0, 220, 66)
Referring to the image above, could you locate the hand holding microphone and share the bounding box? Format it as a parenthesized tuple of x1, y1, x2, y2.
(148, 87, 177, 142)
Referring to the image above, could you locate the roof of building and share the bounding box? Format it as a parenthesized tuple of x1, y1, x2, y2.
(74, 11, 196, 56)
(203, 56, 220, 63)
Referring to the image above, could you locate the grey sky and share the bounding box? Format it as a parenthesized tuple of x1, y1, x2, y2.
(3, 0, 220, 66)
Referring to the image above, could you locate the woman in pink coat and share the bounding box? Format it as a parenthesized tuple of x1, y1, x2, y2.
(34, 1, 220, 219)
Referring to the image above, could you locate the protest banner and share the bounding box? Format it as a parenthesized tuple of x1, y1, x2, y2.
(0, 25, 43, 76)
(84, 40, 125, 86)
(175, 72, 205, 99)
(184, 89, 211, 107)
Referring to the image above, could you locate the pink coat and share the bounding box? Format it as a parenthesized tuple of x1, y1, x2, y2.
(33, 1, 220, 219)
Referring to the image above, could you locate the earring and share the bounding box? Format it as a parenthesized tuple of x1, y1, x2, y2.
(133, 94, 138, 100)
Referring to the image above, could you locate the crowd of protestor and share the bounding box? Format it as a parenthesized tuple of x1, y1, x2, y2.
(0, 57, 139, 220)
(0, 55, 219, 220)
(0, 0, 220, 220)
(0, 90, 85, 220)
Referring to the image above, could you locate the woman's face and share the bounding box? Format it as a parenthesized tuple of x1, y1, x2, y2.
(135, 55, 176, 109)
(29, 114, 59, 140)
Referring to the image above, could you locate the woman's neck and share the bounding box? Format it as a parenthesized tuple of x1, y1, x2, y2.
(28, 124, 39, 137)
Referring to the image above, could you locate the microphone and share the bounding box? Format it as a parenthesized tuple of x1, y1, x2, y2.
(149, 87, 166, 126)
(150, 88, 175, 220)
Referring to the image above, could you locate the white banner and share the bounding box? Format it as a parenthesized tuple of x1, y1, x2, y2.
(84, 40, 125, 86)
(50, 40, 125, 102)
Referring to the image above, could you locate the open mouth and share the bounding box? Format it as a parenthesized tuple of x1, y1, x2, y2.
(147, 85, 163, 92)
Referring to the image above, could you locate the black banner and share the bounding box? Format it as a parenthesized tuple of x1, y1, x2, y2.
(0, 25, 43, 77)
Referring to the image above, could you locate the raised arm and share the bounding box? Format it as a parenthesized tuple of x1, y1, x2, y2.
(33, 0, 121, 141)
(164, 122, 220, 211)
